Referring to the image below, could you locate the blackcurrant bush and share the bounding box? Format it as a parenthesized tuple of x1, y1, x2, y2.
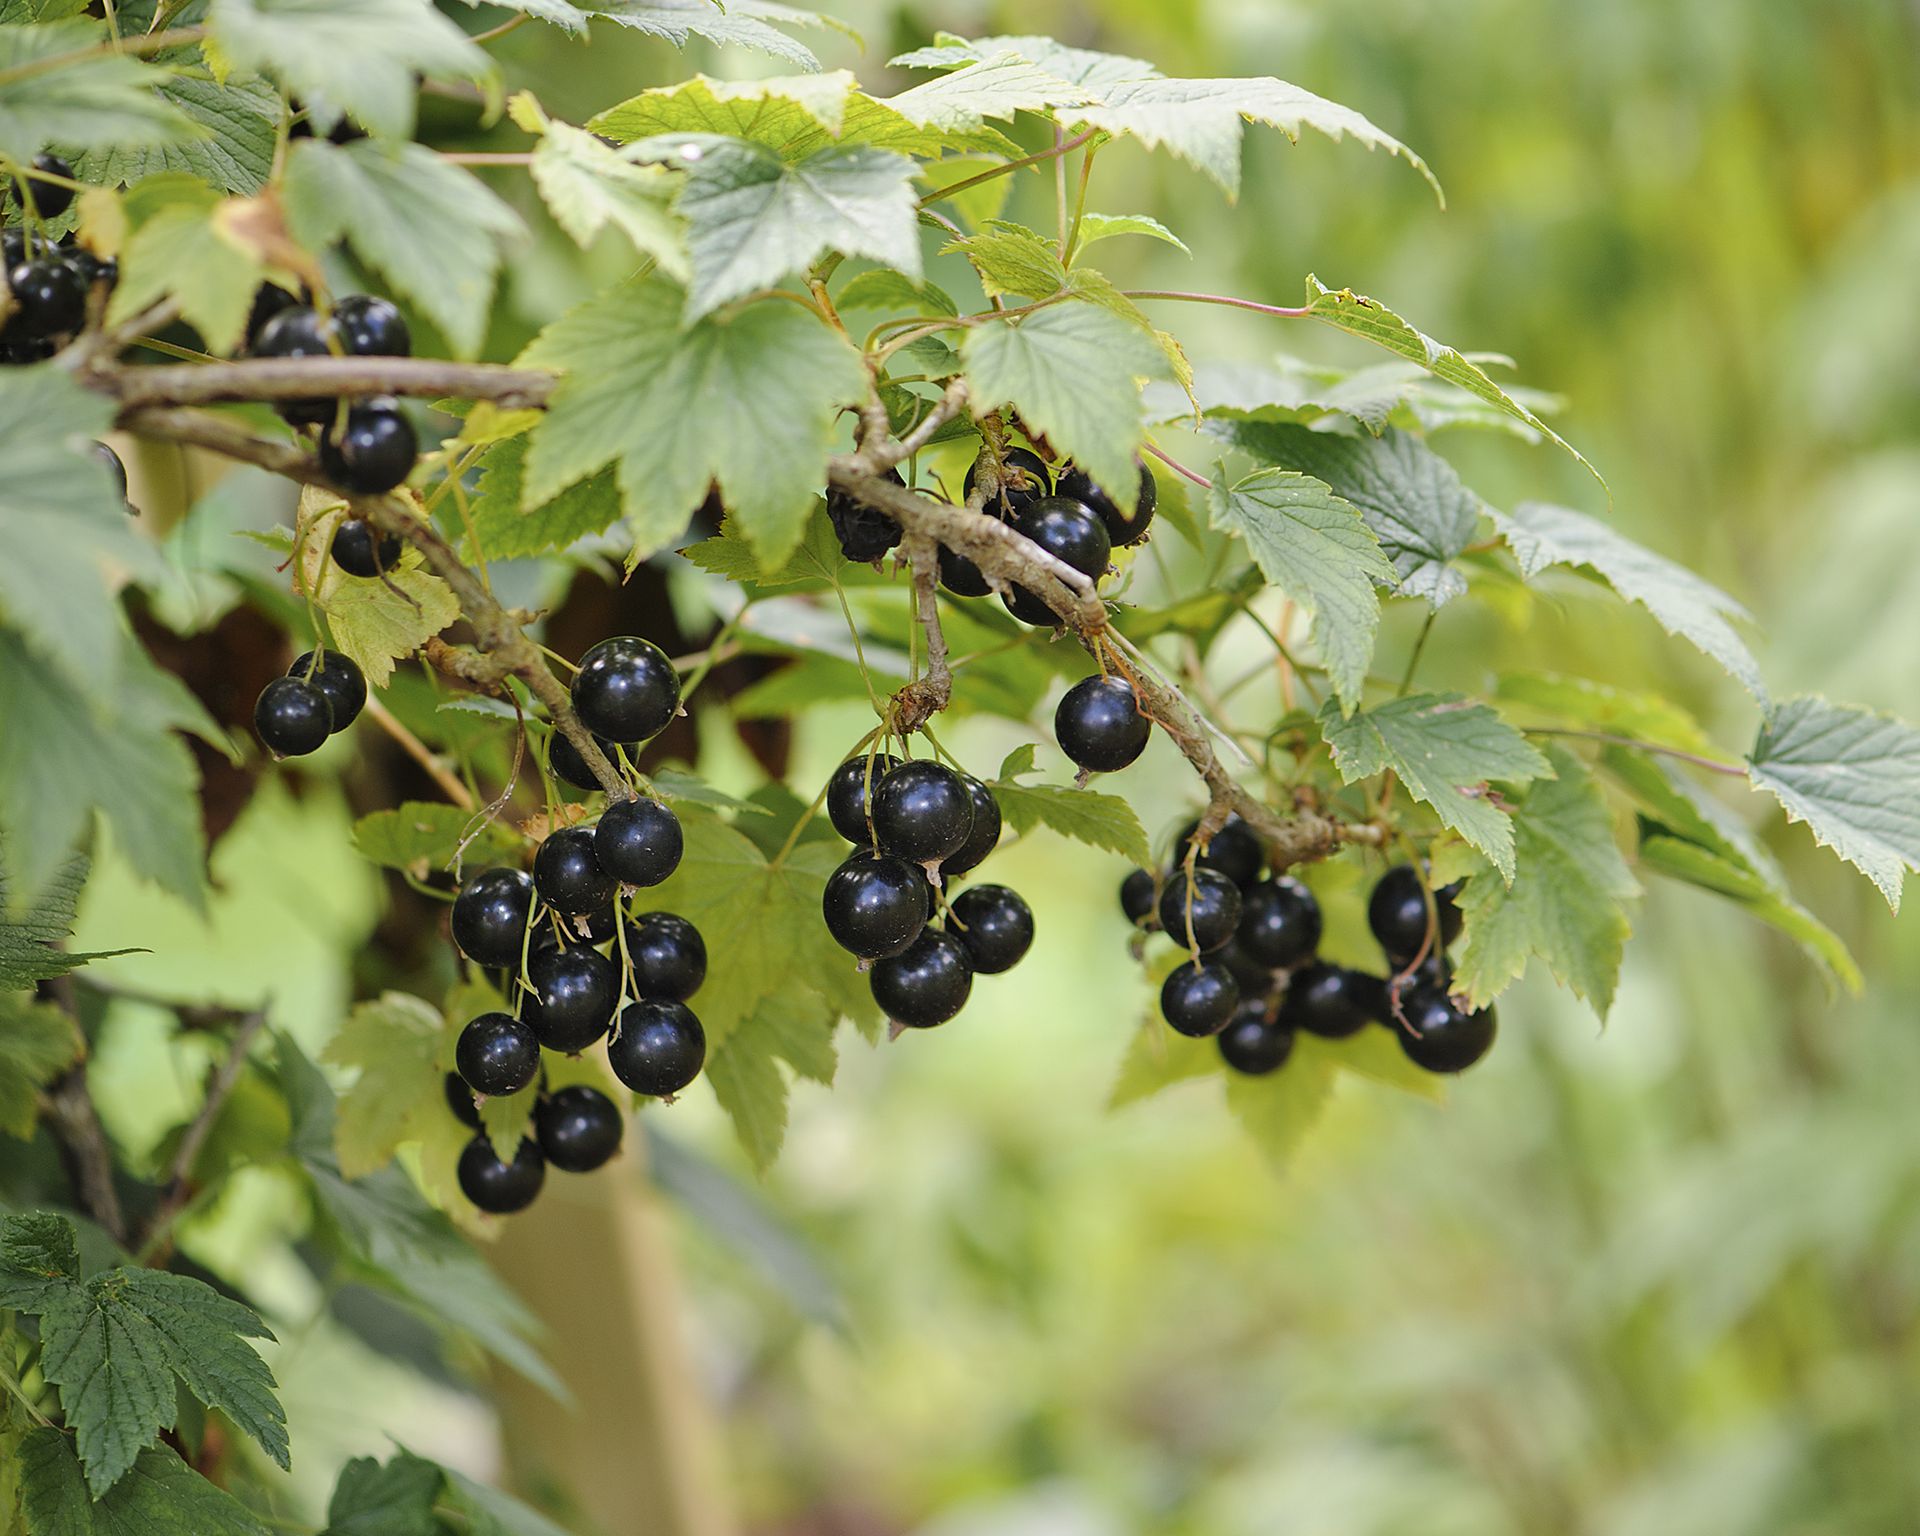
(1217, 1002, 1295, 1075)
(607, 999, 706, 1097)
(594, 797, 682, 887)
(1173, 814, 1265, 889)
(319, 398, 417, 495)
(330, 518, 401, 579)
(825, 753, 901, 845)
(548, 728, 620, 793)
(524, 944, 618, 1053)
(1002, 497, 1110, 626)
(622, 911, 707, 1001)
(288, 649, 366, 732)
(6, 258, 85, 338)
(19, 153, 75, 220)
(458, 1134, 545, 1214)
(1236, 878, 1322, 969)
(1120, 868, 1157, 926)
(253, 675, 333, 757)
(1368, 865, 1463, 960)
(871, 759, 974, 867)
(455, 1011, 540, 1097)
(1058, 462, 1158, 548)
(451, 867, 534, 969)
(1157, 867, 1243, 953)
(1160, 960, 1240, 1038)
(444, 1071, 483, 1129)
(942, 775, 1002, 877)
(822, 850, 931, 960)
(535, 1085, 624, 1172)
(826, 468, 903, 562)
(572, 635, 679, 744)
(870, 928, 973, 1028)
(1055, 675, 1150, 773)
(533, 825, 615, 917)
(964, 446, 1050, 516)
(1283, 963, 1374, 1039)
(948, 884, 1033, 974)
(251, 306, 336, 424)
(332, 294, 411, 357)
(1393, 988, 1497, 1073)
(938, 543, 993, 598)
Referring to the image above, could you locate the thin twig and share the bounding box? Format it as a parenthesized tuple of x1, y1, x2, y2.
(101, 356, 556, 412)
(890, 534, 952, 733)
(918, 129, 1097, 209)
(366, 696, 475, 810)
(1523, 727, 1747, 777)
(140, 1009, 269, 1259)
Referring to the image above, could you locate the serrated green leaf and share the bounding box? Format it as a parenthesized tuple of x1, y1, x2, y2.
(1319, 693, 1552, 879)
(520, 275, 863, 572)
(512, 100, 686, 272)
(990, 774, 1150, 865)
(466, 437, 621, 562)
(836, 267, 956, 316)
(704, 991, 837, 1171)
(1324, 1023, 1447, 1103)
(884, 51, 1095, 131)
(1207, 468, 1392, 708)
(1495, 671, 1729, 763)
(322, 1452, 445, 1536)
(1108, 1016, 1217, 1107)
(106, 198, 264, 356)
(0, 849, 112, 980)
(650, 767, 773, 815)
(0, 994, 79, 1137)
(352, 803, 520, 880)
(589, 70, 853, 143)
(890, 34, 1154, 91)
(943, 219, 1066, 300)
(0, 20, 201, 162)
(440, 1464, 576, 1536)
(74, 74, 280, 194)
(19, 1428, 270, 1536)
(678, 508, 843, 589)
(576, 0, 833, 72)
(1224, 1039, 1337, 1170)
(1071, 212, 1190, 258)
(321, 991, 447, 1180)
(290, 495, 461, 688)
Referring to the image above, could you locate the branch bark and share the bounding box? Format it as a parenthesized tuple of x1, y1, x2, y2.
(101, 356, 556, 413)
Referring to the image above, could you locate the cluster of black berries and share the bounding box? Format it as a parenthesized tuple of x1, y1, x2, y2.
(3, 154, 117, 364)
(820, 754, 1033, 1030)
(254, 649, 367, 758)
(1124, 824, 1496, 1077)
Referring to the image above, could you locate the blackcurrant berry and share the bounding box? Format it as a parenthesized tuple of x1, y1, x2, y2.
(452, 867, 535, 969)
(1368, 865, 1463, 960)
(870, 928, 973, 1028)
(457, 1134, 545, 1214)
(251, 306, 336, 424)
(288, 649, 366, 732)
(1217, 938, 1273, 998)
(1055, 675, 1150, 773)
(20, 154, 75, 220)
(942, 775, 1002, 877)
(871, 759, 974, 868)
(1002, 497, 1110, 626)
(253, 675, 333, 757)
(1160, 960, 1240, 1037)
(826, 468, 903, 562)
(948, 883, 1033, 974)
(1173, 815, 1265, 889)
(825, 753, 901, 845)
(572, 636, 679, 745)
(332, 294, 411, 357)
(455, 1011, 540, 1097)
(822, 850, 931, 960)
(1157, 867, 1243, 953)
(245, 283, 300, 349)
(330, 518, 401, 578)
(622, 911, 706, 1001)
(1393, 988, 1496, 1073)
(66, 248, 115, 292)
(319, 398, 417, 495)
(964, 446, 1050, 516)
(938, 543, 993, 598)
(6, 258, 85, 339)
(444, 1071, 482, 1128)
(548, 728, 620, 793)
(594, 797, 682, 887)
(90, 440, 128, 502)
(1058, 462, 1157, 548)
(1217, 1002, 1295, 1075)
(1120, 868, 1157, 926)
(1283, 963, 1373, 1039)
(607, 999, 706, 1096)
(1236, 877, 1322, 969)
(533, 825, 615, 917)
(524, 944, 618, 1053)
(535, 1085, 624, 1172)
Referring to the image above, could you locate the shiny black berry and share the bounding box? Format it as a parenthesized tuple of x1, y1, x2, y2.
(1120, 868, 1157, 926)
(594, 797, 682, 887)
(533, 826, 614, 918)
(66, 248, 115, 292)
(822, 850, 930, 960)
(1160, 960, 1240, 1038)
(319, 398, 417, 495)
(251, 306, 335, 424)
(245, 283, 300, 349)
(535, 1085, 623, 1172)
(1217, 938, 1273, 998)
(870, 929, 973, 1028)
(871, 759, 974, 867)
(330, 518, 401, 578)
(938, 543, 993, 598)
(288, 649, 366, 731)
(455, 1011, 540, 1097)
(1394, 988, 1496, 1073)
(826, 468, 903, 562)
(1236, 878, 1322, 969)
(524, 944, 618, 1053)
(607, 999, 706, 1097)
(458, 1134, 545, 1214)
(622, 911, 706, 1002)
(6, 258, 85, 339)
(825, 753, 901, 844)
(942, 776, 1002, 877)
(1157, 867, 1243, 953)
(1217, 1002, 1294, 1075)
(1368, 865, 1463, 960)
(451, 867, 534, 969)
(1173, 815, 1265, 889)
(1055, 675, 1150, 773)
(948, 884, 1033, 974)
(572, 636, 679, 744)
(1003, 497, 1110, 626)
(253, 675, 333, 757)
(444, 1071, 483, 1128)
(964, 446, 1050, 516)
(1283, 963, 1373, 1039)
(332, 294, 411, 357)
(548, 728, 620, 793)
(19, 154, 75, 220)
(1058, 462, 1157, 548)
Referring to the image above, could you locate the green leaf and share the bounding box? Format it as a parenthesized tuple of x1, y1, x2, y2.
(512, 99, 686, 272)
(1071, 212, 1190, 258)
(1747, 696, 1920, 911)
(467, 437, 621, 562)
(1446, 745, 1639, 1015)
(989, 775, 1150, 866)
(1492, 500, 1767, 707)
(704, 991, 837, 1172)
(1108, 1016, 1217, 1107)
(1224, 1039, 1338, 1170)
(520, 275, 863, 572)
(0, 994, 79, 1137)
(1206, 467, 1392, 708)
(0, 20, 201, 162)
(0, 849, 109, 982)
(289, 496, 461, 688)
(1318, 693, 1552, 879)
(447, 0, 590, 33)
(74, 74, 280, 194)
(322, 1452, 444, 1536)
(944, 219, 1067, 300)
(961, 303, 1171, 518)
(207, 0, 496, 141)
(890, 34, 1155, 90)
(883, 51, 1095, 131)
(1495, 671, 1730, 763)
(589, 70, 853, 143)
(352, 803, 520, 880)
(321, 991, 447, 1180)
(439, 1465, 577, 1536)
(650, 767, 774, 816)
(575, 0, 834, 72)
(836, 268, 956, 316)
(106, 197, 264, 356)
(282, 139, 523, 358)
(18, 1429, 270, 1536)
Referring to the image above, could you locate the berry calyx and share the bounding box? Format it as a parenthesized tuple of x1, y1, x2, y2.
(455, 1011, 540, 1097)
(6, 257, 86, 339)
(19, 153, 75, 220)
(253, 675, 333, 757)
(332, 294, 411, 357)
(457, 1134, 545, 1214)
(825, 753, 901, 845)
(822, 850, 932, 960)
(1283, 963, 1374, 1039)
(1002, 497, 1110, 626)
(1055, 675, 1150, 773)
(871, 759, 975, 868)
(593, 797, 683, 887)
(451, 867, 534, 968)
(1058, 462, 1158, 548)
(607, 999, 706, 1097)
(826, 468, 903, 562)
(1160, 960, 1240, 1037)
(942, 775, 1002, 877)
(964, 445, 1051, 516)
(548, 728, 620, 793)
(1393, 988, 1496, 1073)
(535, 1085, 624, 1172)
(330, 518, 401, 579)
(572, 636, 679, 745)
(318, 398, 417, 495)
(444, 1071, 482, 1129)
(948, 884, 1033, 974)
(622, 911, 707, 1001)
(1217, 1001, 1294, 1075)
(1367, 865, 1463, 960)
(288, 649, 366, 732)
(1236, 877, 1322, 969)
(1120, 868, 1157, 926)
(524, 945, 619, 1053)
(1157, 866, 1243, 953)
(870, 928, 974, 1028)
(532, 825, 615, 917)
(1173, 815, 1265, 889)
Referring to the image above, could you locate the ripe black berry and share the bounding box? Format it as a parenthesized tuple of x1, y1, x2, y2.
(938, 543, 993, 598)
(245, 283, 300, 349)
(822, 850, 931, 960)
(572, 636, 679, 744)
(1393, 988, 1496, 1073)
(319, 398, 417, 495)
(330, 518, 401, 578)
(451, 867, 534, 968)
(826, 753, 901, 844)
(1055, 675, 1150, 773)
(455, 1011, 540, 1097)
(6, 258, 85, 338)
(948, 884, 1033, 974)
(871, 759, 974, 867)
(535, 1085, 624, 1172)
(1368, 866, 1463, 960)
(332, 294, 410, 357)
(548, 728, 619, 793)
(524, 944, 618, 1053)
(1157, 867, 1243, 953)
(1283, 964, 1373, 1039)
(253, 675, 333, 756)
(445, 1071, 483, 1128)
(1002, 497, 1110, 625)
(458, 1134, 545, 1214)
(607, 999, 706, 1096)
(826, 468, 903, 562)
(622, 911, 706, 1001)
(1173, 815, 1265, 889)
(1120, 868, 1157, 926)
(964, 446, 1050, 516)
(594, 797, 682, 887)
(870, 928, 973, 1028)
(1217, 938, 1273, 998)
(943, 775, 1002, 877)
(66, 248, 115, 292)
(1217, 1001, 1295, 1075)
(533, 825, 615, 917)
(1058, 462, 1157, 548)
(1236, 878, 1322, 969)
(288, 649, 366, 731)
(19, 154, 75, 220)
(1160, 960, 1240, 1037)
(251, 306, 336, 424)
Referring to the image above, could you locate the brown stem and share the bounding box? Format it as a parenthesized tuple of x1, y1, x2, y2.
(890, 534, 952, 734)
(139, 1009, 268, 1260)
(100, 356, 556, 412)
(40, 1069, 127, 1245)
(366, 696, 476, 810)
